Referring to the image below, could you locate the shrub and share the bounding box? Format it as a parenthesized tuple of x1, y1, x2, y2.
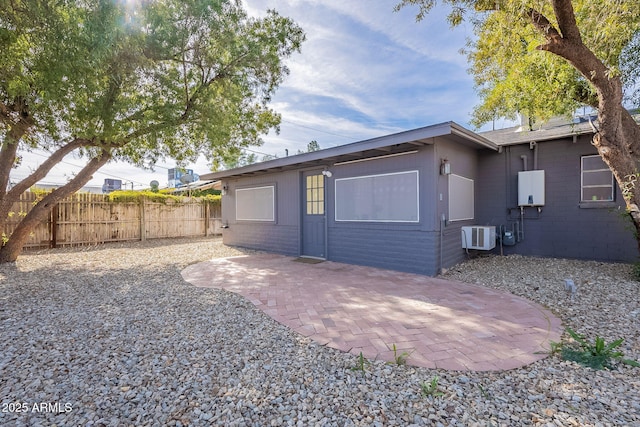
(107, 190, 220, 206)
(561, 328, 639, 370)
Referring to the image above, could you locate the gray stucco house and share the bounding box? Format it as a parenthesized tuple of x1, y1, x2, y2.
(201, 116, 637, 276)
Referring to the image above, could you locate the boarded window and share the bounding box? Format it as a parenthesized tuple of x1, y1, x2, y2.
(449, 174, 474, 221)
(335, 171, 419, 222)
(581, 155, 614, 202)
(236, 186, 275, 221)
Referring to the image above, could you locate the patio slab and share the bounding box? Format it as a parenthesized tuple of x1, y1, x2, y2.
(181, 254, 563, 372)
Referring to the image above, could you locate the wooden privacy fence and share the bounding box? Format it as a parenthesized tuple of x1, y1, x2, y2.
(3, 192, 222, 250)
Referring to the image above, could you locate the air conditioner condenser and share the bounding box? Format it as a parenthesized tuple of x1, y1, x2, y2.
(461, 226, 496, 250)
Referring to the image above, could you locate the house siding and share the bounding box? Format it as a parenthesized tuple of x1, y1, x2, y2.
(322, 140, 483, 275)
(328, 226, 439, 275)
(223, 223, 299, 255)
(434, 139, 483, 271)
(476, 135, 637, 262)
(221, 170, 301, 256)
(324, 148, 438, 274)
(213, 122, 636, 277)
(218, 138, 492, 275)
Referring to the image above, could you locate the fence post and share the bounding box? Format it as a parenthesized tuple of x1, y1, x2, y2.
(204, 202, 210, 237)
(139, 197, 146, 242)
(50, 204, 59, 248)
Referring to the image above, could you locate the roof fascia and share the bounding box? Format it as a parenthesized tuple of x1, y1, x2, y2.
(202, 122, 492, 180)
(492, 127, 595, 147)
(450, 122, 500, 151)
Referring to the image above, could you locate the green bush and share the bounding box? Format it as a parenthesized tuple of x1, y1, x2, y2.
(108, 190, 183, 203)
(107, 190, 220, 206)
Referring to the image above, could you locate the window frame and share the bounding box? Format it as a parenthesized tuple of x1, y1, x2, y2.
(448, 174, 474, 222)
(305, 174, 325, 216)
(235, 185, 276, 222)
(581, 155, 614, 203)
(334, 170, 420, 223)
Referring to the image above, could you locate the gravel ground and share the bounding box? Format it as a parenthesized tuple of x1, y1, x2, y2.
(1, 237, 639, 426)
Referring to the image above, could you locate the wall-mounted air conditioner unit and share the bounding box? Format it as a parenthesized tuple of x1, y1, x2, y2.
(461, 226, 496, 250)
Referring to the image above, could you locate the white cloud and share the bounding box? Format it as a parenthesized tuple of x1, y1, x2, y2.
(246, 0, 478, 127)
(13, 0, 484, 188)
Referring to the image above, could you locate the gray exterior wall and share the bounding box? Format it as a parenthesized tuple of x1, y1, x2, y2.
(220, 171, 300, 256)
(434, 139, 483, 271)
(218, 138, 486, 276)
(217, 129, 636, 276)
(476, 134, 637, 262)
(324, 142, 483, 275)
(326, 148, 439, 275)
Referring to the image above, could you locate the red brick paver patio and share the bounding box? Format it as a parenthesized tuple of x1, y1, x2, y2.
(181, 254, 562, 371)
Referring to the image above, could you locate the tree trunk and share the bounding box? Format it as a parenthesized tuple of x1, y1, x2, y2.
(0, 138, 93, 228)
(529, 0, 640, 255)
(0, 124, 29, 242)
(0, 130, 20, 198)
(0, 99, 36, 238)
(0, 99, 33, 198)
(0, 150, 112, 263)
(593, 107, 640, 254)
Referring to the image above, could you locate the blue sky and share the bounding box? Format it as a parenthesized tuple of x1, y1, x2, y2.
(11, 0, 515, 190)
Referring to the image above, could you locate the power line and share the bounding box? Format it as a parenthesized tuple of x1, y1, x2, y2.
(18, 151, 150, 187)
(242, 147, 278, 158)
(281, 119, 360, 140)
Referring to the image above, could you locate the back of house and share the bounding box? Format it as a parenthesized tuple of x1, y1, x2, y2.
(201, 115, 637, 276)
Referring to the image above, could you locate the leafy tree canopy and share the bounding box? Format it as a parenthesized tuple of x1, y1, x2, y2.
(0, 0, 304, 262)
(1, 0, 304, 166)
(306, 140, 321, 152)
(396, 0, 640, 126)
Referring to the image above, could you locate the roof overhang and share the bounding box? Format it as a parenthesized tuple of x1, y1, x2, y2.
(480, 115, 600, 146)
(201, 122, 498, 180)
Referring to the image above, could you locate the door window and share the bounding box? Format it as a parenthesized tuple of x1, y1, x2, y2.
(306, 174, 324, 215)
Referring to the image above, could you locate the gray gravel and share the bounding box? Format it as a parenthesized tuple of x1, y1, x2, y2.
(1, 238, 639, 426)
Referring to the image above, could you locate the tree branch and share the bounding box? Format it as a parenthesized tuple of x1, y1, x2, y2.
(528, 5, 622, 105)
(0, 109, 34, 199)
(38, 149, 113, 207)
(4, 138, 96, 201)
(550, 0, 582, 42)
(0, 149, 112, 262)
(528, 8, 563, 51)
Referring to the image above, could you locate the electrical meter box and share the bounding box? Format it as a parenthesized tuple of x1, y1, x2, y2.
(518, 170, 545, 206)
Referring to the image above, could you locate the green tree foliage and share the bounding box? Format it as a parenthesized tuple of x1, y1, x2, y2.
(216, 149, 259, 170)
(397, 0, 640, 252)
(307, 140, 321, 152)
(297, 140, 321, 154)
(0, 0, 304, 262)
(396, 0, 640, 123)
